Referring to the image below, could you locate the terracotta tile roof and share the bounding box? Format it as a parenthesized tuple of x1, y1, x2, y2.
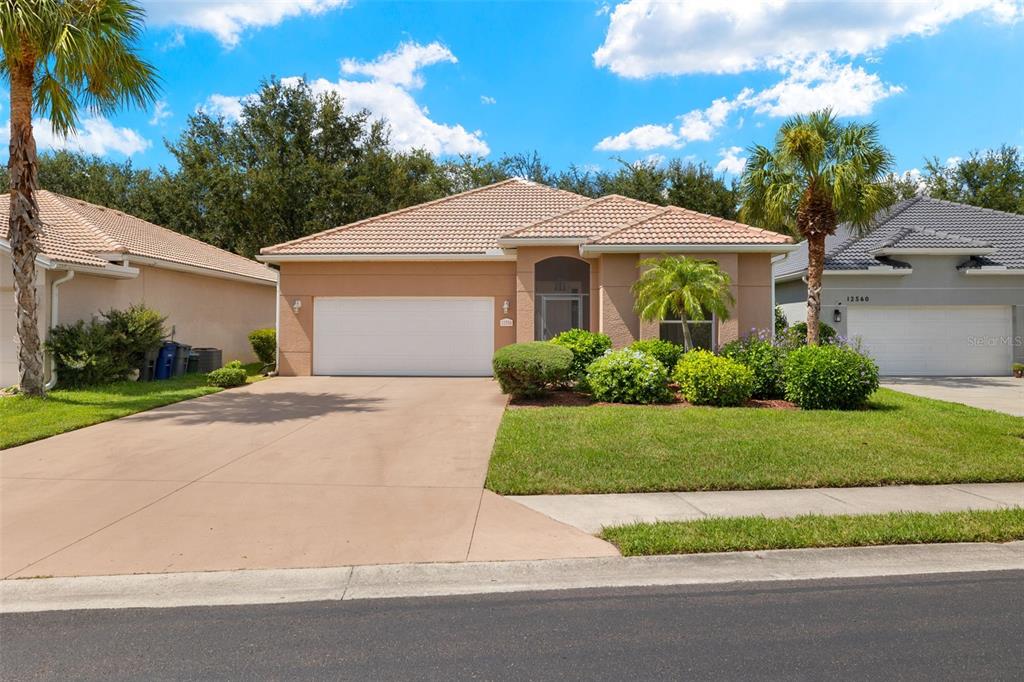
(500, 194, 663, 240)
(590, 206, 794, 245)
(1, 191, 276, 282)
(261, 179, 591, 255)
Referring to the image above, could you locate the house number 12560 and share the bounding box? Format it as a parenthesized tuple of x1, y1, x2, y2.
(846, 295, 870, 303)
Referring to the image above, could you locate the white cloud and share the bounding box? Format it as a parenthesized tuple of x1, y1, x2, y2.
(341, 42, 455, 89)
(144, 0, 349, 48)
(595, 123, 681, 151)
(158, 29, 185, 51)
(0, 116, 150, 156)
(714, 146, 747, 175)
(197, 93, 246, 120)
(595, 94, 743, 151)
(945, 155, 962, 167)
(594, 0, 1020, 78)
(480, 95, 497, 105)
(148, 100, 173, 126)
(644, 153, 666, 166)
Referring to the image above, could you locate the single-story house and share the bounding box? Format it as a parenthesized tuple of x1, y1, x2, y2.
(774, 196, 1024, 376)
(258, 178, 795, 376)
(1, 190, 278, 387)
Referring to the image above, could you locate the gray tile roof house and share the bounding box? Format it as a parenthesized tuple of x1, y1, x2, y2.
(773, 196, 1024, 280)
(773, 197, 1024, 376)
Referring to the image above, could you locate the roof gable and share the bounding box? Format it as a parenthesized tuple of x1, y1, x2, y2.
(499, 194, 662, 241)
(589, 205, 792, 246)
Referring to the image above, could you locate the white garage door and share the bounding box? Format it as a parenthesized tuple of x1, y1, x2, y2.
(313, 297, 494, 376)
(847, 305, 1012, 376)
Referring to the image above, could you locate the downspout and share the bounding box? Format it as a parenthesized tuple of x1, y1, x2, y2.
(43, 270, 75, 390)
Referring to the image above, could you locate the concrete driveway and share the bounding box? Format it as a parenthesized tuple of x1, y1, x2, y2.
(1, 377, 613, 578)
(882, 377, 1024, 417)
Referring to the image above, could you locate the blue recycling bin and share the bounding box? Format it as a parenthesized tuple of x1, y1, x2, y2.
(154, 342, 179, 380)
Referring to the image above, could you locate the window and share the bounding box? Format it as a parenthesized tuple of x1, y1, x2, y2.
(660, 316, 716, 350)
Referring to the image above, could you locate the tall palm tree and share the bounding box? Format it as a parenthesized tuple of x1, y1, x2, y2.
(632, 256, 734, 351)
(740, 109, 895, 345)
(1, 0, 158, 395)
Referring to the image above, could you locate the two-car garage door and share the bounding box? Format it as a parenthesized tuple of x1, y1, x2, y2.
(313, 297, 494, 376)
(847, 305, 1013, 376)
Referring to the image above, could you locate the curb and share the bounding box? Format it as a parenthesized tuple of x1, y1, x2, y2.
(2, 541, 1022, 613)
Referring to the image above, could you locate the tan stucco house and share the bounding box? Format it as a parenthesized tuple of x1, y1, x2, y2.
(1, 191, 277, 387)
(259, 179, 794, 377)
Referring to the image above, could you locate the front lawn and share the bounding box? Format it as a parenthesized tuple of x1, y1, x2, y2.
(0, 363, 264, 450)
(486, 388, 1024, 494)
(601, 509, 1024, 556)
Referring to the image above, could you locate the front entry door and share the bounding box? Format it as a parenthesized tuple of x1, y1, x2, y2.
(539, 294, 583, 340)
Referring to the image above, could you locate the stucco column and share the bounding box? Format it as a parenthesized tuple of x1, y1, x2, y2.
(598, 253, 640, 347)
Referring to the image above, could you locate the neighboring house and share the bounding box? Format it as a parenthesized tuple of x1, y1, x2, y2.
(259, 179, 794, 376)
(1, 191, 277, 387)
(774, 196, 1024, 376)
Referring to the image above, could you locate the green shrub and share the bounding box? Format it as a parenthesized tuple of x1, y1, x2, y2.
(103, 304, 167, 370)
(629, 339, 685, 372)
(719, 332, 786, 399)
(207, 360, 248, 388)
(550, 329, 612, 378)
(493, 342, 573, 398)
(784, 321, 838, 346)
(783, 344, 879, 410)
(248, 328, 276, 366)
(774, 305, 788, 336)
(673, 350, 755, 407)
(46, 318, 126, 388)
(586, 349, 672, 405)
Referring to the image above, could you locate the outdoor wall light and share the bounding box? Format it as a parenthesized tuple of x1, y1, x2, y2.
(293, 299, 303, 314)
(833, 309, 842, 323)
(502, 300, 510, 315)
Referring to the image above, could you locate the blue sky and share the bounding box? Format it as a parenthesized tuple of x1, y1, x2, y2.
(12, 1, 1024, 180)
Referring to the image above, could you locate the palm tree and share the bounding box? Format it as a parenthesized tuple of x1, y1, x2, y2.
(632, 256, 734, 351)
(1, 0, 158, 395)
(739, 109, 895, 345)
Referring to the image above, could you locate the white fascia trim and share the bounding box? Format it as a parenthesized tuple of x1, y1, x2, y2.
(65, 262, 139, 279)
(257, 253, 517, 263)
(823, 268, 912, 276)
(870, 247, 996, 256)
(580, 244, 798, 255)
(125, 254, 277, 286)
(773, 271, 806, 283)
(962, 267, 1024, 276)
(496, 237, 586, 247)
(0, 238, 57, 269)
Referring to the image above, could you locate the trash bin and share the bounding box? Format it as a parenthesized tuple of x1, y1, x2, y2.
(186, 350, 200, 373)
(193, 348, 223, 373)
(173, 344, 192, 377)
(138, 348, 160, 381)
(155, 342, 178, 380)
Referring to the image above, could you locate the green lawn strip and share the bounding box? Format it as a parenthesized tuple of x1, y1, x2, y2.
(600, 508, 1024, 556)
(0, 363, 265, 450)
(486, 388, 1024, 494)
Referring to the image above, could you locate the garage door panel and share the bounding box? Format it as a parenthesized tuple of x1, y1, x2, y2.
(847, 305, 1011, 376)
(313, 297, 494, 376)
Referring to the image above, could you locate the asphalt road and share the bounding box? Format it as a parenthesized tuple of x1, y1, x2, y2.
(2, 570, 1022, 680)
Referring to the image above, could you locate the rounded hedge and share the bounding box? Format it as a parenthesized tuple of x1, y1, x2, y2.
(492, 342, 573, 398)
(783, 344, 879, 410)
(248, 328, 277, 366)
(586, 349, 672, 404)
(719, 333, 786, 399)
(673, 350, 755, 407)
(550, 329, 612, 378)
(628, 339, 684, 373)
(207, 360, 248, 388)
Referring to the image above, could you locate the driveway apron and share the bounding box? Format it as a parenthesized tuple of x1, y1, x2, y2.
(1, 377, 613, 578)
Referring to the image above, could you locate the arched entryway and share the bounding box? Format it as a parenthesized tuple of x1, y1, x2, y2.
(534, 256, 590, 340)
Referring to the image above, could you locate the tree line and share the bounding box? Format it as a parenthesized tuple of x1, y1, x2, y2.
(5, 78, 1022, 260)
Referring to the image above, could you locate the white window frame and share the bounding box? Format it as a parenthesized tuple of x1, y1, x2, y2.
(659, 315, 718, 350)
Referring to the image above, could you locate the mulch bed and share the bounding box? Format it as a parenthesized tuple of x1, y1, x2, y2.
(508, 390, 798, 410)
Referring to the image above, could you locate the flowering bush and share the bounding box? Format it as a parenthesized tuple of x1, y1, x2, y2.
(629, 339, 685, 373)
(719, 330, 787, 399)
(550, 329, 612, 379)
(783, 344, 879, 410)
(673, 350, 755, 407)
(586, 349, 672, 404)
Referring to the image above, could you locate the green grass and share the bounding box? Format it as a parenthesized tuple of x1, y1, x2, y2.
(486, 389, 1024, 494)
(0, 363, 264, 450)
(601, 508, 1024, 556)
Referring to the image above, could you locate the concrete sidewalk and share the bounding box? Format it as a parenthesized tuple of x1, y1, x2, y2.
(510, 483, 1024, 533)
